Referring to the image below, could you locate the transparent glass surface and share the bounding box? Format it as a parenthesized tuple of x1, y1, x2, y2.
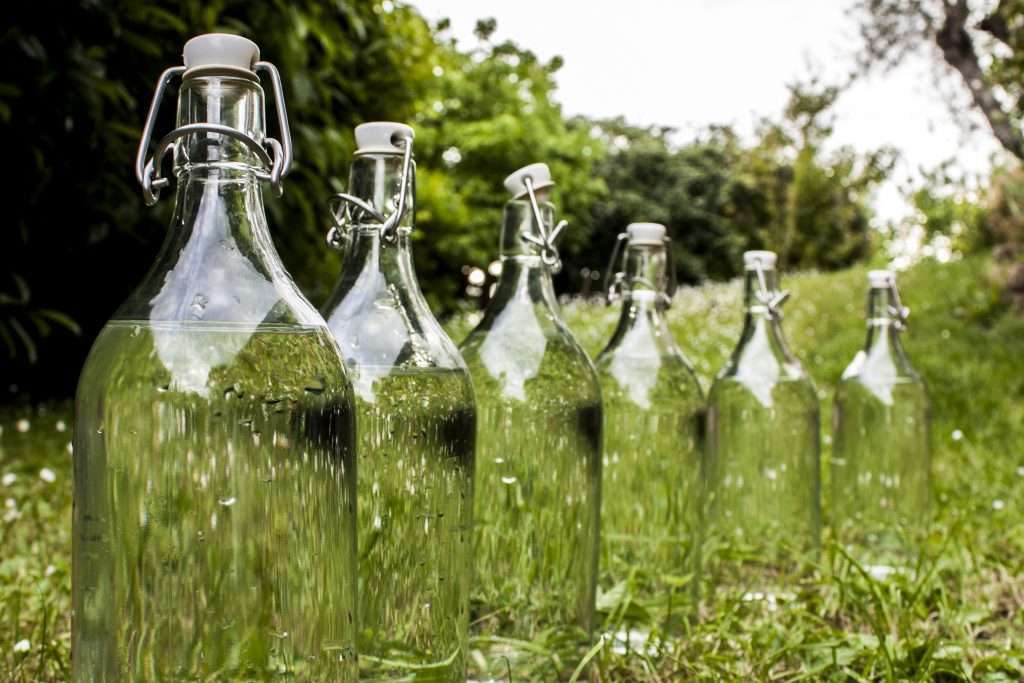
(73, 74, 357, 682)
(596, 244, 704, 578)
(832, 285, 931, 574)
(704, 267, 820, 595)
(322, 154, 475, 681)
(460, 200, 602, 639)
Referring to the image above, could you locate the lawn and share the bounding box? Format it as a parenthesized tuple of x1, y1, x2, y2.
(2, 255, 1022, 681)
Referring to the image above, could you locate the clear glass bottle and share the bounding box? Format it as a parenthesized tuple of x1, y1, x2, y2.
(73, 35, 357, 681)
(593, 224, 704, 581)
(321, 122, 475, 681)
(704, 250, 820, 593)
(460, 163, 602, 638)
(596, 223, 704, 579)
(832, 270, 930, 574)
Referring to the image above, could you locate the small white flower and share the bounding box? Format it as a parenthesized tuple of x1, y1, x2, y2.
(951, 429, 964, 442)
(1017, 466, 1024, 477)
(3, 508, 20, 523)
(66, 442, 74, 456)
(55, 420, 67, 433)
(44, 565, 56, 577)
(39, 468, 56, 483)
(1, 473, 16, 487)
(13, 639, 29, 653)
(15, 419, 30, 433)
(993, 499, 1005, 511)
(4, 499, 14, 509)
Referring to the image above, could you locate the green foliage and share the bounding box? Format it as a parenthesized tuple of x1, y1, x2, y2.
(579, 80, 895, 287)
(1, 0, 439, 394)
(411, 22, 607, 309)
(5, 257, 1024, 680)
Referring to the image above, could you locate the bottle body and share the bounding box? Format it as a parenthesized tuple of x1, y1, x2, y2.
(73, 63, 357, 680)
(74, 321, 356, 681)
(461, 243, 602, 638)
(703, 265, 820, 593)
(832, 285, 930, 572)
(322, 141, 475, 681)
(596, 241, 703, 576)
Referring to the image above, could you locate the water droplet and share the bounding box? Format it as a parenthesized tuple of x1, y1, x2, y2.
(190, 293, 209, 318)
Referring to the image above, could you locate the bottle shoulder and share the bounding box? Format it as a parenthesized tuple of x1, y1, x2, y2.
(323, 268, 467, 374)
(461, 303, 599, 406)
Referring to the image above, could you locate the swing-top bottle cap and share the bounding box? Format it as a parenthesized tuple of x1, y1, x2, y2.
(743, 250, 777, 268)
(626, 222, 667, 246)
(868, 269, 896, 287)
(354, 122, 414, 155)
(183, 34, 260, 75)
(504, 163, 555, 199)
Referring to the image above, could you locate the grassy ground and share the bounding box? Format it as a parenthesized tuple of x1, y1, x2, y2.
(2, 255, 1022, 680)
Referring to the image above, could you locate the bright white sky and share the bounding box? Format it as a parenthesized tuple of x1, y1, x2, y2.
(412, 0, 1000, 223)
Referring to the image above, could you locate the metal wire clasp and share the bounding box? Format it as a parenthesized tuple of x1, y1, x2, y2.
(134, 62, 294, 206)
(750, 256, 790, 320)
(520, 176, 567, 273)
(326, 134, 414, 250)
(602, 233, 677, 308)
(887, 280, 911, 330)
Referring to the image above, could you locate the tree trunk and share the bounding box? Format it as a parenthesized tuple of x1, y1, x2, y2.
(936, 0, 1024, 161)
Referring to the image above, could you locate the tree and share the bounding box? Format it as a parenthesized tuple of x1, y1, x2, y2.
(0, 0, 442, 396)
(581, 80, 895, 287)
(853, 0, 1024, 161)
(411, 19, 608, 309)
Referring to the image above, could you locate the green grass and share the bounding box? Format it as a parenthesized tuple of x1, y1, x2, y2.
(2, 255, 1023, 680)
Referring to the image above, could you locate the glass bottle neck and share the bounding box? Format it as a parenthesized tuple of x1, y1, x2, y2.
(621, 244, 669, 305)
(489, 199, 560, 309)
(731, 266, 798, 366)
(347, 154, 415, 230)
(864, 286, 904, 353)
(743, 266, 779, 313)
(175, 73, 267, 173)
(500, 198, 554, 258)
(335, 153, 420, 291)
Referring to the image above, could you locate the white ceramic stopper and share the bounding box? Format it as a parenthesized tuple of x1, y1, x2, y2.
(743, 250, 777, 268)
(626, 222, 667, 246)
(868, 269, 896, 287)
(354, 122, 414, 154)
(504, 163, 555, 199)
(183, 34, 259, 73)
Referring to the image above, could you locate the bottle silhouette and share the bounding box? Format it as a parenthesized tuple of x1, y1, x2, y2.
(704, 250, 820, 597)
(321, 122, 475, 680)
(73, 35, 357, 681)
(832, 270, 930, 576)
(595, 223, 703, 578)
(460, 163, 602, 638)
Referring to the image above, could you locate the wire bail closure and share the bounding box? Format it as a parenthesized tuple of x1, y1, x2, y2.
(602, 232, 677, 308)
(327, 134, 414, 250)
(135, 62, 294, 206)
(887, 280, 911, 330)
(750, 256, 790, 320)
(520, 176, 567, 273)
